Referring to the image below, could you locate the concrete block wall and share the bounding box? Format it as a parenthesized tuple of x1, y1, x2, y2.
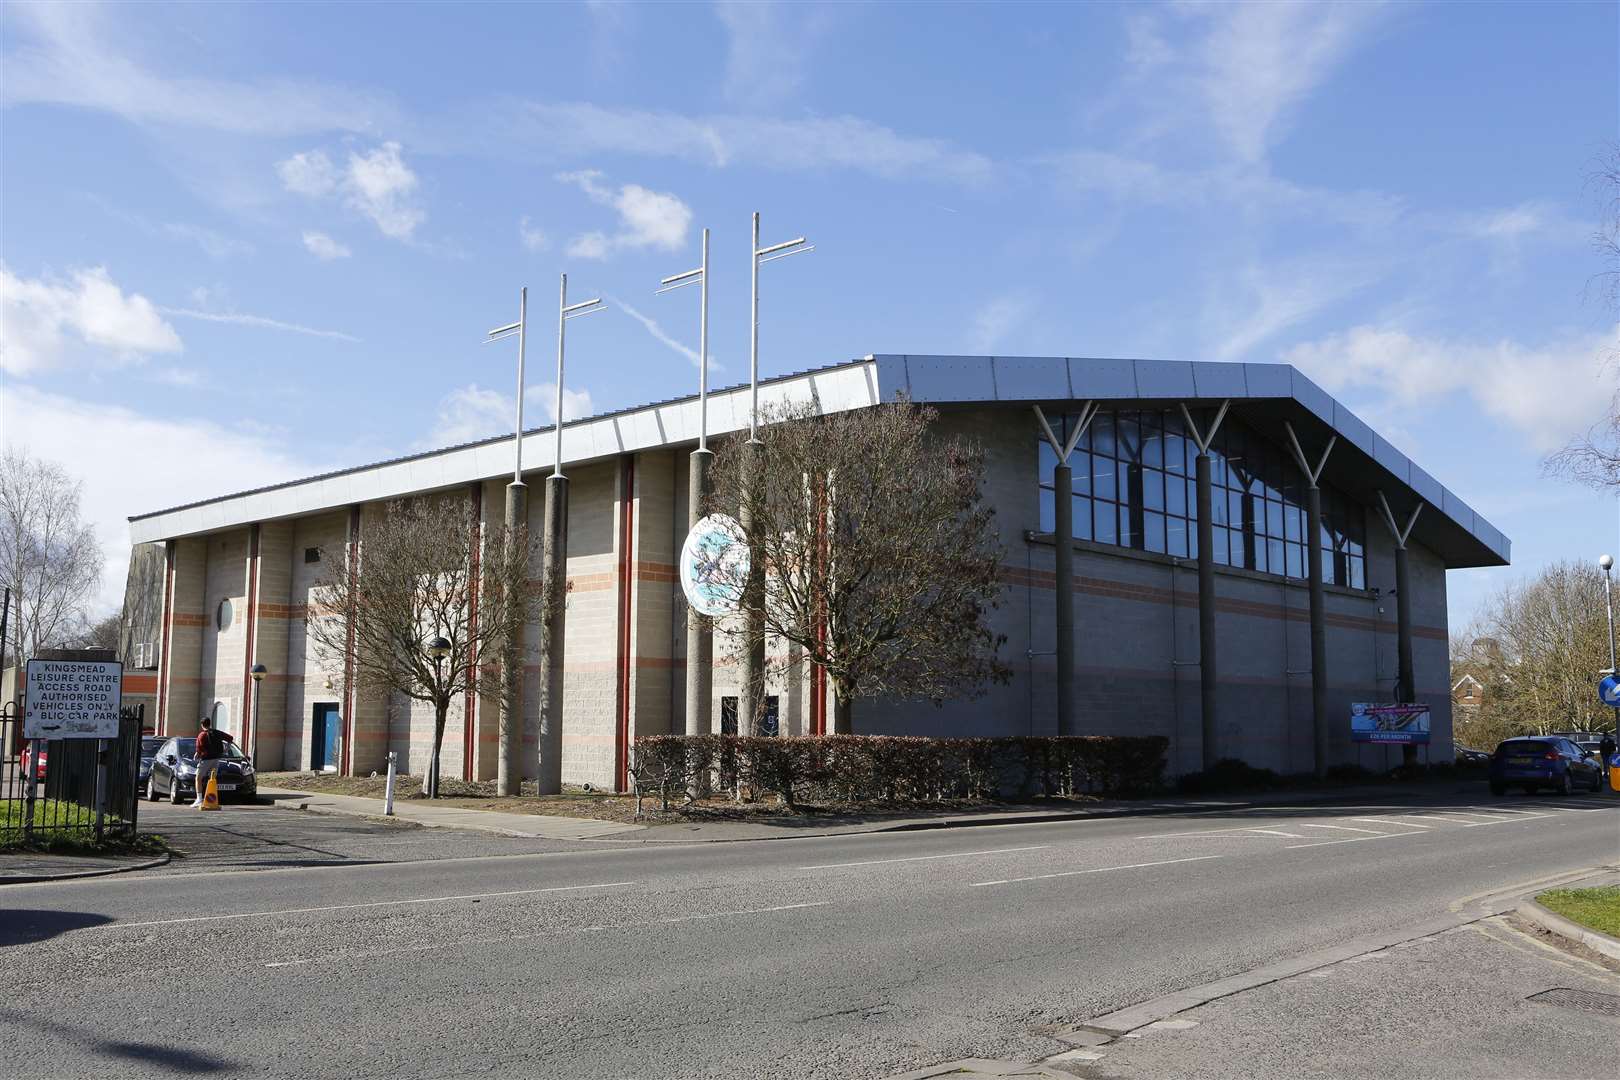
(555, 461, 622, 789)
(251, 521, 295, 768)
(285, 511, 347, 770)
(474, 478, 506, 782)
(628, 451, 676, 745)
(159, 537, 208, 736)
(347, 503, 394, 776)
(197, 529, 250, 740)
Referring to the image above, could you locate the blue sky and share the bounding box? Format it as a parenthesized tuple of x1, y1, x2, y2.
(2, 0, 1616, 628)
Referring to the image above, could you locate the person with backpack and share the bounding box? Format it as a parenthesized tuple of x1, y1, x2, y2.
(192, 716, 235, 808)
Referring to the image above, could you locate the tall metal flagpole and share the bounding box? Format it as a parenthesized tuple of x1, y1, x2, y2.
(739, 213, 813, 735)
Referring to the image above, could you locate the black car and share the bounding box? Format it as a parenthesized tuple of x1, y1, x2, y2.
(136, 737, 166, 789)
(146, 736, 259, 804)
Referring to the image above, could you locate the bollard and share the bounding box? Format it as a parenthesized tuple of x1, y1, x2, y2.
(94, 739, 108, 842)
(384, 751, 397, 816)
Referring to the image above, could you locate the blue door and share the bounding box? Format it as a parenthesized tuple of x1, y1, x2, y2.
(312, 704, 341, 771)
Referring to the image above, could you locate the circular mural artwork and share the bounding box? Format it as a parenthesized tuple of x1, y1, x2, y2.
(679, 513, 749, 618)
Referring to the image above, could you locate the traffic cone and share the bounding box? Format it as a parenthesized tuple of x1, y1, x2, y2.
(200, 773, 222, 811)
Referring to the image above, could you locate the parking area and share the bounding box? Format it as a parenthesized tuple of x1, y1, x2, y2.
(136, 795, 609, 874)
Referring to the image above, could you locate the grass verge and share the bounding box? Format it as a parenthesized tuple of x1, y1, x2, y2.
(2, 799, 174, 857)
(1536, 886, 1620, 938)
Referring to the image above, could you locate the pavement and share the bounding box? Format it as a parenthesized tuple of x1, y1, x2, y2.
(1, 786, 1617, 1079)
(256, 785, 648, 839)
(0, 851, 169, 884)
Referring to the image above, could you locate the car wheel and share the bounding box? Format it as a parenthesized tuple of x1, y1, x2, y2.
(1591, 770, 1604, 793)
(1555, 773, 1572, 796)
(146, 775, 158, 802)
(170, 776, 186, 804)
(1489, 781, 1506, 796)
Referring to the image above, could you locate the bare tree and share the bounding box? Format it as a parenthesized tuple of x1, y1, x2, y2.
(706, 398, 1009, 733)
(1546, 143, 1620, 489)
(0, 448, 103, 662)
(1455, 560, 1615, 743)
(81, 614, 121, 652)
(306, 497, 537, 797)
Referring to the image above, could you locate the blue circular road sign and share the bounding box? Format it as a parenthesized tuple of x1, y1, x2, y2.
(1599, 674, 1620, 707)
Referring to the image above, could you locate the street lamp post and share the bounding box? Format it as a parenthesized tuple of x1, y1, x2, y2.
(740, 213, 814, 736)
(249, 663, 267, 763)
(486, 288, 532, 796)
(1602, 554, 1617, 734)
(426, 636, 451, 797)
(659, 229, 714, 737)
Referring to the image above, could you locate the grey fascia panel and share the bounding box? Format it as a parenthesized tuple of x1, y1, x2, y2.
(1190, 361, 1249, 399)
(1243, 363, 1292, 399)
(1290, 370, 1335, 424)
(992, 356, 1072, 400)
(1371, 435, 1411, 485)
(1407, 464, 1445, 508)
(1440, 486, 1474, 534)
(902, 354, 996, 402)
(1331, 401, 1375, 456)
(871, 354, 910, 400)
(1068, 357, 1138, 399)
(1133, 359, 1197, 399)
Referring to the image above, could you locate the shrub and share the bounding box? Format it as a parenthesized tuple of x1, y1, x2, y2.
(1176, 757, 1283, 795)
(628, 734, 1168, 810)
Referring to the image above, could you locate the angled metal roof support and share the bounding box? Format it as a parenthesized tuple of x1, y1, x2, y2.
(1377, 490, 1425, 767)
(1034, 402, 1098, 737)
(1181, 401, 1231, 769)
(1285, 421, 1337, 779)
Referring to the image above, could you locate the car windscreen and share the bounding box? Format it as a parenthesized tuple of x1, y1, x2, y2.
(174, 738, 197, 758)
(141, 739, 165, 756)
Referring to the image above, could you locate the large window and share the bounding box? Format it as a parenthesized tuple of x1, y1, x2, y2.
(1038, 409, 1366, 589)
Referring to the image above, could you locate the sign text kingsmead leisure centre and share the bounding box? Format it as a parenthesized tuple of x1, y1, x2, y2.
(24, 659, 123, 740)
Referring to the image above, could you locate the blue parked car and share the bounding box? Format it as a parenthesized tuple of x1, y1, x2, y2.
(1488, 736, 1604, 796)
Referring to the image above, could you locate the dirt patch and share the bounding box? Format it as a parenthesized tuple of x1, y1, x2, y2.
(257, 771, 1105, 827)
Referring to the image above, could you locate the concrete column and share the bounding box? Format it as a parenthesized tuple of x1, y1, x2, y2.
(1395, 544, 1414, 705)
(1305, 486, 1329, 778)
(499, 480, 527, 795)
(685, 449, 713, 735)
(1195, 451, 1218, 768)
(738, 439, 765, 736)
(1053, 462, 1075, 736)
(537, 474, 569, 794)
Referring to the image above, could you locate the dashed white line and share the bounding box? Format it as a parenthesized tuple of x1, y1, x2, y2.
(1462, 812, 1555, 827)
(1244, 828, 1307, 838)
(1351, 817, 1432, 829)
(1285, 832, 1415, 850)
(1299, 823, 1385, 835)
(968, 854, 1225, 888)
(798, 845, 1049, 870)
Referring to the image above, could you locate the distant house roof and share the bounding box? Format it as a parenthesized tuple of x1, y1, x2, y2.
(129, 354, 1509, 569)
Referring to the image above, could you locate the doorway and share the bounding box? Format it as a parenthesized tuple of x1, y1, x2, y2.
(311, 703, 341, 771)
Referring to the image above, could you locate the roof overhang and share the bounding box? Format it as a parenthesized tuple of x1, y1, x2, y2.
(130, 353, 1509, 569)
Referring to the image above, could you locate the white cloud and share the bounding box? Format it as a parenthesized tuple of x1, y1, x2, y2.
(489, 103, 993, 185)
(277, 150, 339, 196)
(715, 1, 836, 108)
(970, 295, 1037, 355)
(558, 170, 691, 259)
(1283, 325, 1618, 452)
(1, 385, 323, 613)
(427, 382, 595, 448)
(614, 299, 708, 370)
(302, 231, 352, 260)
(345, 141, 424, 239)
(1, 265, 182, 376)
(1, 2, 393, 137)
(159, 307, 359, 343)
(277, 141, 425, 241)
(518, 216, 548, 253)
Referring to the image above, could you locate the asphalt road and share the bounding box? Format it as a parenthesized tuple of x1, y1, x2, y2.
(2, 789, 1616, 1079)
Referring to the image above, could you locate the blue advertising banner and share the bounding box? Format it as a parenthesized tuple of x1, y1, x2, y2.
(1350, 703, 1431, 745)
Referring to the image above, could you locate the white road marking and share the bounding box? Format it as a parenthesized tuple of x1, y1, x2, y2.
(798, 845, 1049, 870)
(265, 901, 832, 968)
(968, 854, 1225, 888)
(1285, 832, 1415, 850)
(1462, 812, 1555, 827)
(114, 880, 638, 931)
(1244, 828, 1306, 838)
(1298, 823, 1385, 835)
(1351, 817, 1432, 829)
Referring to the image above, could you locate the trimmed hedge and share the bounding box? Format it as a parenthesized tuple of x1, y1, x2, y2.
(629, 734, 1168, 810)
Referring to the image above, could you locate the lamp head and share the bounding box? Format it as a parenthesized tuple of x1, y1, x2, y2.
(429, 636, 452, 660)
(250, 663, 268, 682)
(1601, 554, 1614, 571)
